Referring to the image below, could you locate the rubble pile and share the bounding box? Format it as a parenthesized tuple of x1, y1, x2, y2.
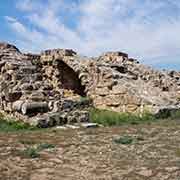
(0, 43, 90, 127)
(0, 42, 180, 126)
(90, 52, 180, 113)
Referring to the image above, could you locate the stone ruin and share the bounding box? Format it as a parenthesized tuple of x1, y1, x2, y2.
(0, 43, 90, 127)
(0, 42, 180, 127)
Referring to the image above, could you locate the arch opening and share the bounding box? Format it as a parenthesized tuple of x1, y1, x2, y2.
(55, 60, 86, 96)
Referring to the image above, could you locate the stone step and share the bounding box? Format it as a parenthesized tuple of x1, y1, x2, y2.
(19, 65, 37, 74)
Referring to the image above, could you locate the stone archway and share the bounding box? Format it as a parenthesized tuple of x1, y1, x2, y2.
(55, 60, 86, 96)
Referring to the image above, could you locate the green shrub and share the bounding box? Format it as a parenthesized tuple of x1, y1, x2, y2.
(175, 148, 180, 157)
(114, 135, 145, 145)
(79, 96, 92, 106)
(90, 108, 155, 126)
(37, 143, 55, 151)
(155, 108, 180, 120)
(22, 147, 40, 158)
(169, 110, 180, 120)
(114, 136, 133, 144)
(20, 143, 55, 159)
(19, 140, 35, 145)
(80, 96, 90, 102)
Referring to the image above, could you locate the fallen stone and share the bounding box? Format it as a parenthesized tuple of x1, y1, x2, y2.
(21, 102, 49, 115)
(55, 126, 68, 130)
(65, 124, 80, 129)
(80, 123, 99, 128)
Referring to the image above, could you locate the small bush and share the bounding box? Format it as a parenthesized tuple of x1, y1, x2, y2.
(175, 149, 180, 157)
(80, 96, 90, 102)
(169, 110, 180, 120)
(20, 143, 55, 159)
(37, 143, 55, 151)
(19, 140, 35, 145)
(22, 147, 40, 158)
(114, 135, 145, 145)
(79, 96, 92, 106)
(90, 108, 155, 126)
(155, 109, 180, 120)
(114, 136, 133, 144)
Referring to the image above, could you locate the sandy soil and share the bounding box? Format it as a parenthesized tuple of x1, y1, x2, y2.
(0, 120, 180, 180)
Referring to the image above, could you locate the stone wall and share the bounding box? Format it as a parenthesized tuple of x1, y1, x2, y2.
(0, 43, 90, 127)
(88, 52, 180, 114)
(39, 49, 180, 115)
(0, 42, 180, 127)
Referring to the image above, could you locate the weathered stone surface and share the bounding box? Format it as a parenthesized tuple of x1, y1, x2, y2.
(0, 42, 90, 127)
(0, 42, 180, 126)
(80, 123, 98, 128)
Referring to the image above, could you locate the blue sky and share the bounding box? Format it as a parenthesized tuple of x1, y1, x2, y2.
(0, 0, 180, 70)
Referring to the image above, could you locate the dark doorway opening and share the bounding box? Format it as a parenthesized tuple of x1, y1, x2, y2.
(56, 60, 86, 96)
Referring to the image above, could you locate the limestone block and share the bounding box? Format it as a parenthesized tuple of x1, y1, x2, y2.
(30, 116, 49, 128)
(104, 95, 125, 106)
(45, 66, 54, 77)
(112, 85, 127, 94)
(4, 62, 19, 70)
(12, 100, 24, 112)
(19, 65, 36, 74)
(95, 87, 110, 96)
(33, 81, 43, 90)
(29, 92, 45, 101)
(5, 91, 22, 102)
(126, 104, 139, 112)
(20, 83, 34, 91)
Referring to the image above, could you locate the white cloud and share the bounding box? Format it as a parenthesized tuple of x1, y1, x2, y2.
(74, 0, 180, 60)
(5, 0, 180, 67)
(5, 16, 27, 34)
(5, 16, 49, 52)
(16, 0, 44, 12)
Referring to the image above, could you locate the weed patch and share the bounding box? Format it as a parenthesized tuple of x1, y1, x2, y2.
(155, 109, 180, 119)
(19, 140, 36, 145)
(175, 149, 180, 157)
(37, 143, 55, 151)
(21, 147, 40, 158)
(114, 135, 145, 145)
(90, 108, 155, 126)
(114, 136, 134, 145)
(20, 143, 56, 159)
(0, 113, 37, 132)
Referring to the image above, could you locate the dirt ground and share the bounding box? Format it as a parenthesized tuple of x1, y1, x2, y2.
(0, 120, 180, 180)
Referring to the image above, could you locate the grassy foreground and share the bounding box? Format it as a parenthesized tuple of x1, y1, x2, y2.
(90, 108, 155, 126)
(0, 113, 37, 132)
(0, 108, 180, 132)
(90, 108, 180, 126)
